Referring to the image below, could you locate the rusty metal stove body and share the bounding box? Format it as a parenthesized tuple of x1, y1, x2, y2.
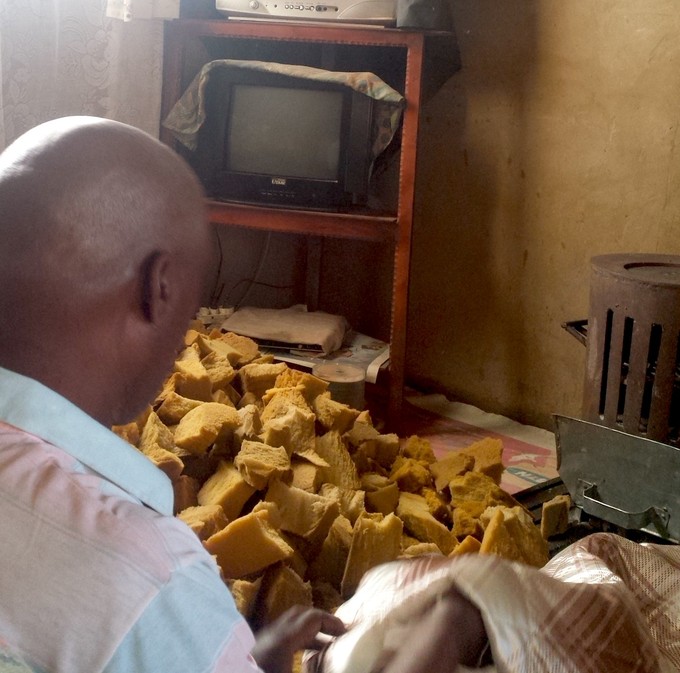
(566, 253, 680, 445)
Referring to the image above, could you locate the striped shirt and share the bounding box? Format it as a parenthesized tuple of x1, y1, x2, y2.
(0, 366, 260, 673)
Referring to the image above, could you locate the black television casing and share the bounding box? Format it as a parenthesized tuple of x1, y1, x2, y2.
(192, 66, 376, 211)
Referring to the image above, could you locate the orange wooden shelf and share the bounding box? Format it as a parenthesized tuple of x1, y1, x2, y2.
(160, 18, 434, 424)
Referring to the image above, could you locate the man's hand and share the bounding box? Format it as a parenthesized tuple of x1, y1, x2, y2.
(380, 587, 489, 673)
(252, 606, 346, 673)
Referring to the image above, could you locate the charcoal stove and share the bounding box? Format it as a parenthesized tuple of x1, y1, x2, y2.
(548, 254, 680, 551)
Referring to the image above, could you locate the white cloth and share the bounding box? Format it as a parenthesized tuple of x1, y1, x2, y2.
(306, 533, 680, 673)
(222, 305, 349, 354)
(0, 366, 260, 673)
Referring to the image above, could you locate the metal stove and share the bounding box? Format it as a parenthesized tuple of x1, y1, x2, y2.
(544, 254, 680, 551)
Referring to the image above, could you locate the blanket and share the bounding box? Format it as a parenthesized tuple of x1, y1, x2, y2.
(305, 533, 680, 673)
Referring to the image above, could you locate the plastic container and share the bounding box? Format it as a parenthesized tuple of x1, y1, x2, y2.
(312, 362, 366, 410)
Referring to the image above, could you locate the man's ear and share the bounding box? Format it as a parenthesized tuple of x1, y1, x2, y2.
(140, 251, 171, 324)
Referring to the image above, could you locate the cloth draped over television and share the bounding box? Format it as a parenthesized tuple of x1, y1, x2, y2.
(162, 59, 405, 162)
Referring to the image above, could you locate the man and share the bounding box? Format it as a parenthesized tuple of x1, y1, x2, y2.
(0, 116, 345, 673)
(11, 116, 669, 673)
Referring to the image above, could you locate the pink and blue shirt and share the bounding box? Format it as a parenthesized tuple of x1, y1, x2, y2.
(0, 366, 260, 673)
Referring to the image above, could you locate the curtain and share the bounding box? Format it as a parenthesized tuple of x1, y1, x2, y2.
(105, 0, 179, 21)
(0, 0, 171, 151)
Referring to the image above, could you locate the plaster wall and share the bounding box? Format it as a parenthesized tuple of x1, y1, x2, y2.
(407, 0, 680, 428)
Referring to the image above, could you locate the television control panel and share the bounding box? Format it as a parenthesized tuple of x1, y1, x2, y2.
(216, 0, 396, 25)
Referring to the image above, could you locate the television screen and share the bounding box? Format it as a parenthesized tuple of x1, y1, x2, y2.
(225, 84, 344, 181)
(192, 65, 376, 209)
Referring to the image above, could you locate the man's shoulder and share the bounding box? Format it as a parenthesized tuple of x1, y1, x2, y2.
(0, 422, 235, 673)
(0, 420, 209, 580)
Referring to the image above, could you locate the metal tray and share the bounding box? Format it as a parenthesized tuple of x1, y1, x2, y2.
(554, 414, 680, 543)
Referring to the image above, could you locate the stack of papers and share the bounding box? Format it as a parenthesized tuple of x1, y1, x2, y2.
(261, 331, 390, 385)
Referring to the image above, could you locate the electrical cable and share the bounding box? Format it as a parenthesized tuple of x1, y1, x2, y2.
(209, 229, 226, 306)
(232, 231, 273, 310)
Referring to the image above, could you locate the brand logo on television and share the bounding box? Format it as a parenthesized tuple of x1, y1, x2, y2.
(271, 177, 287, 186)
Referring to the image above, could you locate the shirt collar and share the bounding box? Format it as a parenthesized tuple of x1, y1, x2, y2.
(0, 366, 173, 515)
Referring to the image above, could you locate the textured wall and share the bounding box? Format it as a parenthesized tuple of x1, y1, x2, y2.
(407, 0, 680, 428)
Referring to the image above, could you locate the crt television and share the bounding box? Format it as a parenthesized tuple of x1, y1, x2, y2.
(191, 66, 376, 210)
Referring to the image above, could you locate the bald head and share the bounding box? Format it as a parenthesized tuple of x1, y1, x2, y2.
(0, 117, 212, 425)
(0, 116, 207, 296)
